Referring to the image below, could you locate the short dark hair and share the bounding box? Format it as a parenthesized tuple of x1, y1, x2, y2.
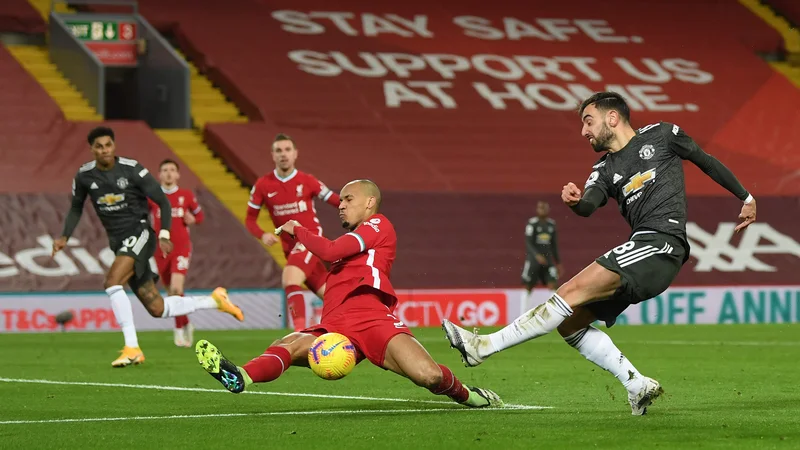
(273, 133, 296, 147)
(578, 92, 631, 123)
(160, 159, 180, 170)
(87, 126, 115, 145)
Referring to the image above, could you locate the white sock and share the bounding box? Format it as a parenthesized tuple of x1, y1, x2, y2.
(565, 326, 645, 395)
(106, 285, 139, 348)
(161, 295, 217, 317)
(486, 294, 573, 357)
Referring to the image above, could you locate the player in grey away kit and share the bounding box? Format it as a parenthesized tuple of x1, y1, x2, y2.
(444, 92, 757, 415)
(521, 201, 562, 306)
(52, 127, 244, 367)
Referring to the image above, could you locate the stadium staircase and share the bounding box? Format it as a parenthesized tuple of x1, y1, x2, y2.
(26, 0, 72, 20)
(5, 45, 100, 121)
(154, 52, 286, 266)
(740, 0, 800, 88)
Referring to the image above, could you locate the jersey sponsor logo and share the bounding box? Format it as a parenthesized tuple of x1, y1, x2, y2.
(369, 218, 381, 224)
(97, 193, 125, 206)
(639, 144, 655, 160)
(622, 169, 656, 197)
(672, 124, 680, 135)
(116, 178, 129, 189)
(138, 168, 149, 177)
(535, 233, 551, 244)
(613, 173, 623, 184)
(626, 190, 644, 205)
(273, 201, 308, 216)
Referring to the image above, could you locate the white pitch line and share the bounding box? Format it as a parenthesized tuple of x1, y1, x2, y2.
(0, 406, 536, 426)
(0, 377, 549, 411)
(417, 338, 800, 347)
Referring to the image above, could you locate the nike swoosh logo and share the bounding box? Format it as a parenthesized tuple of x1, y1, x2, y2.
(321, 340, 344, 356)
(268, 192, 278, 198)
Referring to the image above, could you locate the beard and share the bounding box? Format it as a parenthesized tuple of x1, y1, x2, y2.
(590, 123, 614, 152)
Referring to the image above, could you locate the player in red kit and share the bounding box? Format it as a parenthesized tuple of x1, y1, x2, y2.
(245, 134, 339, 331)
(148, 159, 204, 347)
(196, 180, 503, 408)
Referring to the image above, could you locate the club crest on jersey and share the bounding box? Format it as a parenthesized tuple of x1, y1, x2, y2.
(622, 169, 656, 197)
(117, 177, 129, 189)
(97, 193, 125, 206)
(639, 145, 655, 160)
(296, 185, 304, 197)
(178, 196, 185, 206)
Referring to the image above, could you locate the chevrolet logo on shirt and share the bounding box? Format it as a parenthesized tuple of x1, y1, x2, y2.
(97, 193, 125, 205)
(622, 169, 656, 197)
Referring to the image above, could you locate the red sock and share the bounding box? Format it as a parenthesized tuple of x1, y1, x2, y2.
(285, 285, 306, 331)
(430, 364, 470, 403)
(243, 346, 292, 383)
(174, 315, 189, 328)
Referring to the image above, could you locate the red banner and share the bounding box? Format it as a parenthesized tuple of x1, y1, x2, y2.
(395, 291, 508, 327)
(85, 42, 137, 66)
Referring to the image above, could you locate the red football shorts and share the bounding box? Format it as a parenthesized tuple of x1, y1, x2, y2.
(155, 246, 191, 286)
(300, 290, 412, 367)
(286, 243, 328, 293)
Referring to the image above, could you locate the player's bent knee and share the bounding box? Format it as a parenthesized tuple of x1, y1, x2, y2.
(144, 302, 164, 318)
(282, 266, 306, 288)
(410, 362, 444, 389)
(557, 307, 596, 337)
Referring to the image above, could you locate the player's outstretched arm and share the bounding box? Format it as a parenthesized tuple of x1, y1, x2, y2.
(668, 124, 756, 231)
(55, 175, 88, 254)
(291, 226, 363, 262)
(139, 169, 172, 233)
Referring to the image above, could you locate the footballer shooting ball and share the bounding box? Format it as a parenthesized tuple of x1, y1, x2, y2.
(308, 333, 357, 380)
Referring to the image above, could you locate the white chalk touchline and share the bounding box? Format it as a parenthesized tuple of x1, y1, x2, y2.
(0, 377, 550, 412)
(0, 406, 536, 425)
(417, 337, 800, 347)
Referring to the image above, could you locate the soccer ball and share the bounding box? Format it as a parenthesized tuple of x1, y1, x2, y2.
(308, 333, 357, 380)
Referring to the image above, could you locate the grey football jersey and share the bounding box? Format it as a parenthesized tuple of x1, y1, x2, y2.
(583, 122, 695, 243)
(524, 217, 560, 264)
(68, 156, 169, 238)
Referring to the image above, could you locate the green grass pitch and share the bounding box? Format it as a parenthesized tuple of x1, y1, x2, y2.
(1, 325, 799, 449)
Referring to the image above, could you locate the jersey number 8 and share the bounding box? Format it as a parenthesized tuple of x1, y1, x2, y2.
(603, 241, 635, 259)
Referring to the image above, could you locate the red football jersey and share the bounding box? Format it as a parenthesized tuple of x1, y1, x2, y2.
(148, 186, 204, 249)
(246, 169, 339, 254)
(294, 214, 397, 316)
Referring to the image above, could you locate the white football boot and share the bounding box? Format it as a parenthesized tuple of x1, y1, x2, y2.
(629, 377, 664, 415)
(442, 319, 489, 367)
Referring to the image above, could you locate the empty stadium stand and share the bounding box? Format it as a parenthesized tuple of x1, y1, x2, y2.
(0, 0, 45, 34)
(4, 1, 800, 290)
(769, 0, 800, 25)
(0, 43, 281, 291)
